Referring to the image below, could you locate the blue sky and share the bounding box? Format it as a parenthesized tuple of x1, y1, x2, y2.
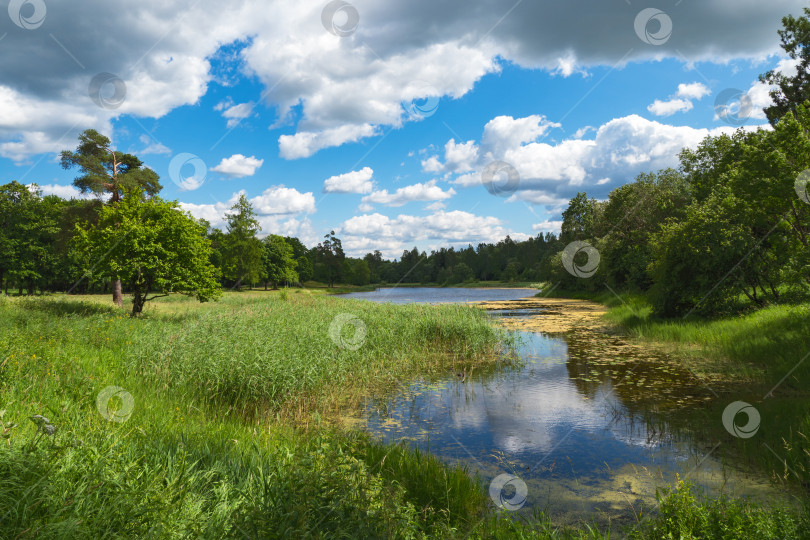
(0, 0, 804, 257)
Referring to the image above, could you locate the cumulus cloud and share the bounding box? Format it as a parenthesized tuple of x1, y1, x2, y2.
(0, 0, 801, 161)
(30, 183, 95, 200)
(278, 124, 379, 159)
(648, 98, 694, 116)
(532, 220, 563, 234)
(726, 58, 800, 121)
(676, 82, 711, 100)
(211, 154, 264, 178)
(323, 166, 374, 193)
(250, 185, 316, 214)
(339, 210, 529, 258)
(647, 82, 710, 117)
(180, 186, 316, 242)
(440, 112, 765, 207)
(360, 180, 455, 207)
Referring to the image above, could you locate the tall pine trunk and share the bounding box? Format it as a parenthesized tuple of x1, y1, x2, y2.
(112, 278, 123, 307)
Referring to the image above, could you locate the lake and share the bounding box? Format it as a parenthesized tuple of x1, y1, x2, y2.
(339, 286, 539, 304)
(341, 287, 798, 527)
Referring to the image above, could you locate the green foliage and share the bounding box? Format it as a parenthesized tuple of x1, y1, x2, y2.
(315, 230, 345, 287)
(75, 194, 221, 315)
(221, 194, 263, 289)
(295, 254, 314, 282)
(630, 482, 808, 539)
(451, 262, 474, 284)
(759, 7, 810, 125)
(262, 234, 298, 288)
(60, 129, 161, 203)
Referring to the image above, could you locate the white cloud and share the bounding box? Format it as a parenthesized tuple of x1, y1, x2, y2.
(323, 166, 374, 194)
(481, 115, 560, 158)
(180, 186, 316, 243)
(731, 58, 799, 120)
(572, 126, 595, 139)
(648, 82, 711, 117)
(443, 139, 479, 173)
(215, 100, 255, 128)
(676, 82, 711, 100)
(361, 180, 455, 207)
(532, 220, 563, 234)
(250, 185, 315, 214)
(29, 183, 95, 200)
(340, 210, 527, 258)
(137, 134, 171, 155)
(443, 113, 765, 207)
(278, 124, 378, 159)
(211, 154, 264, 178)
(425, 201, 446, 211)
(421, 155, 444, 173)
(647, 98, 694, 116)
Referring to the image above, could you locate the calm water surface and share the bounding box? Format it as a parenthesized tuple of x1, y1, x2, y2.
(339, 286, 537, 304)
(342, 288, 796, 526)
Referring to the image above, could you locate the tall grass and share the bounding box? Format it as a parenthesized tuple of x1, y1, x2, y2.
(0, 292, 518, 538)
(123, 292, 514, 419)
(1, 291, 807, 538)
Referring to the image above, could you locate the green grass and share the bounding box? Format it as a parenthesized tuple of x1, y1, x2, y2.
(0, 291, 526, 538)
(629, 481, 809, 540)
(1, 291, 807, 538)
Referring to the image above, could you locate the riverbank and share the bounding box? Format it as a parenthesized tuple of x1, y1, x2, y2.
(532, 286, 810, 388)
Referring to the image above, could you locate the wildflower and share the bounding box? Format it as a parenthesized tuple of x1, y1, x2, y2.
(29, 414, 56, 436)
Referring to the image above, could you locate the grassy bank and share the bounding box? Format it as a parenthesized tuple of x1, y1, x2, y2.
(1, 290, 807, 538)
(537, 286, 810, 388)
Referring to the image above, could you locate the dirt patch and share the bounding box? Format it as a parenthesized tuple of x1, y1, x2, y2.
(473, 297, 610, 334)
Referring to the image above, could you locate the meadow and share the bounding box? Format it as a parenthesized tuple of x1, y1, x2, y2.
(1, 290, 807, 538)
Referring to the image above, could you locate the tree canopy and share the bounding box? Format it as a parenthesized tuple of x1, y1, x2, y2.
(75, 192, 221, 315)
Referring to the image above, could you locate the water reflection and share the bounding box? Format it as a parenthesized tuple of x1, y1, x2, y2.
(350, 289, 794, 527)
